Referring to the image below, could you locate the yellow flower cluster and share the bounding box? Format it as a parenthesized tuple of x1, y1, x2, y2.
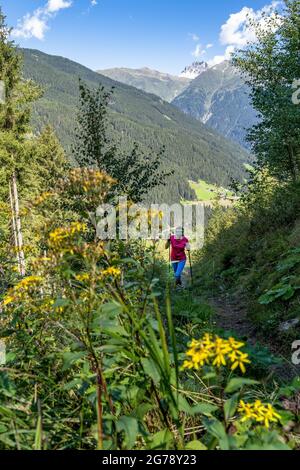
(41, 298, 64, 314)
(182, 333, 251, 373)
(238, 400, 281, 428)
(3, 276, 43, 306)
(0, 201, 9, 215)
(75, 267, 121, 284)
(75, 273, 90, 282)
(62, 168, 116, 194)
(49, 222, 87, 254)
(32, 192, 53, 206)
(100, 267, 121, 279)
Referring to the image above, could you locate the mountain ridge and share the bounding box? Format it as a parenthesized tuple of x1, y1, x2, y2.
(180, 61, 209, 79)
(98, 66, 191, 103)
(173, 61, 257, 148)
(97, 60, 256, 148)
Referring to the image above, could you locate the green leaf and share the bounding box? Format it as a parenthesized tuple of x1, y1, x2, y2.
(0, 433, 17, 447)
(116, 416, 139, 449)
(177, 395, 193, 414)
(5, 352, 16, 363)
(97, 302, 123, 318)
(224, 393, 239, 420)
(53, 298, 70, 309)
(104, 301, 123, 314)
(202, 371, 217, 380)
(203, 418, 229, 450)
(185, 440, 207, 450)
(100, 319, 129, 337)
(62, 351, 86, 371)
(225, 377, 259, 393)
(192, 402, 218, 416)
(148, 429, 173, 450)
(166, 292, 179, 391)
(246, 442, 291, 450)
(141, 357, 161, 385)
(134, 403, 153, 421)
(259, 282, 298, 304)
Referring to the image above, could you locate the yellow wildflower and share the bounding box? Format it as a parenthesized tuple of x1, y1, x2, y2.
(3, 295, 15, 306)
(230, 352, 251, 374)
(75, 273, 90, 282)
(60, 168, 116, 194)
(238, 400, 281, 428)
(212, 336, 231, 368)
(182, 334, 251, 373)
(100, 267, 121, 279)
(3, 276, 43, 306)
(238, 400, 258, 421)
(49, 222, 87, 254)
(227, 337, 245, 350)
(33, 192, 53, 206)
(185, 339, 212, 369)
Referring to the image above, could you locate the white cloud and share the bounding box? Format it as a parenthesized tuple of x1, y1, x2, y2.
(192, 44, 206, 58)
(208, 45, 235, 66)
(13, 0, 73, 40)
(209, 1, 282, 65)
(47, 0, 72, 13)
(189, 33, 200, 42)
(220, 6, 256, 47)
(91, 0, 98, 5)
(14, 9, 48, 40)
(191, 41, 214, 59)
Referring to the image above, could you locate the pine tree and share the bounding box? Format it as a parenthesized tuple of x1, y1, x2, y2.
(73, 80, 172, 202)
(233, 0, 300, 181)
(0, 7, 67, 256)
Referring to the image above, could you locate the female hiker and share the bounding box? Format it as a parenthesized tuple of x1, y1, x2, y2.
(165, 227, 190, 287)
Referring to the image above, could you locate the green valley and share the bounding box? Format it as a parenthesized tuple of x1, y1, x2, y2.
(189, 179, 234, 202)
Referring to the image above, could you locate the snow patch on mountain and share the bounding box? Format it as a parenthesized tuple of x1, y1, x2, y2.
(180, 61, 209, 79)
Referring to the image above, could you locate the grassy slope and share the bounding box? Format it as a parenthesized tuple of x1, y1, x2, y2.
(194, 181, 300, 361)
(189, 179, 234, 201)
(21, 48, 249, 203)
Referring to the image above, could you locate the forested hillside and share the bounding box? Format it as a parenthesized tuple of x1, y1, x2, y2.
(21, 48, 249, 203)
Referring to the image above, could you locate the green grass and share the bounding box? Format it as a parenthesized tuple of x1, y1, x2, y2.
(189, 179, 234, 202)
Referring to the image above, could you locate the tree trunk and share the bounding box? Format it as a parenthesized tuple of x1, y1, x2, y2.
(10, 173, 26, 276)
(9, 180, 19, 268)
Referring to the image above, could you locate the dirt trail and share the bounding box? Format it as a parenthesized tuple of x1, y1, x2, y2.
(210, 296, 257, 344)
(177, 269, 298, 379)
(210, 295, 299, 380)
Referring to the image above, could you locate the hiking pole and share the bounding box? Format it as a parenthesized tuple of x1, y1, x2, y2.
(188, 251, 194, 287)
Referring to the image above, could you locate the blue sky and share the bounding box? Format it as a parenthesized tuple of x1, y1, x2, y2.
(2, 0, 280, 74)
